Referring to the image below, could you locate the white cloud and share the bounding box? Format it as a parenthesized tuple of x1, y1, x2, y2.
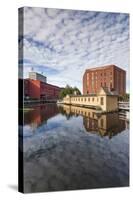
(20, 7, 129, 92)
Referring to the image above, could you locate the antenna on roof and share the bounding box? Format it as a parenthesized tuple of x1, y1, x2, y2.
(31, 67, 34, 72)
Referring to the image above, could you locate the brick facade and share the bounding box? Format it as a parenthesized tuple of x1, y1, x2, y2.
(24, 78, 61, 100)
(83, 65, 126, 95)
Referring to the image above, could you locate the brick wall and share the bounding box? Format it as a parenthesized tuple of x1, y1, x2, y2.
(83, 65, 126, 95)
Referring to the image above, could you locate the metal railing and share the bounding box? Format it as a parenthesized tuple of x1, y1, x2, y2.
(118, 101, 129, 110)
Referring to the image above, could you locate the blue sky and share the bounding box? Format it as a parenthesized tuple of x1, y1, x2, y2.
(19, 7, 129, 92)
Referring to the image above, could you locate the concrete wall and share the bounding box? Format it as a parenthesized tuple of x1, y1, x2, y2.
(106, 96, 118, 112)
(97, 95, 107, 111)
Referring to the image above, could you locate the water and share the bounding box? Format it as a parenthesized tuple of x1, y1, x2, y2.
(19, 103, 129, 193)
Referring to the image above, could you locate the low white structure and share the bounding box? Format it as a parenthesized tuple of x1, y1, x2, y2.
(62, 87, 118, 112)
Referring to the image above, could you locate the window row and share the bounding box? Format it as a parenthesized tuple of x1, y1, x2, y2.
(71, 97, 99, 102)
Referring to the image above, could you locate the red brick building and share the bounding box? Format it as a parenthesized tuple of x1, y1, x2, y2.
(24, 72, 61, 100)
(83, 65, 126, 95)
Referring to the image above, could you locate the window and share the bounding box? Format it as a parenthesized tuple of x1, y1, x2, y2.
(104, 82, 106, 87)
(100, 119, 104, 127)
(88, 98, 90, 101)
(84, 98, 86, 101)
(92, 97, 94, 102)
(100, 97, 104, 105)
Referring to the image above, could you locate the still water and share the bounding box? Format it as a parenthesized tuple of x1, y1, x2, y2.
(20, 103, 129, 193)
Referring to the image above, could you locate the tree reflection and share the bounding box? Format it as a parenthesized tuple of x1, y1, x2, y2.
(23, 104, 128, 139)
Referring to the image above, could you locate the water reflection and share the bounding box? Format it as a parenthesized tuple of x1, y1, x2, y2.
(23, 104, 129, 139)
(58, 104, 129, 139)
(21, 103, 129, 193)
(24, 104, 59, 128)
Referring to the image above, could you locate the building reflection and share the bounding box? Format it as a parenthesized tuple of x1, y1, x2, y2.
(58, 104, 128, 139)
(24, 104, 59, 128)
(23, 104, 129, 138)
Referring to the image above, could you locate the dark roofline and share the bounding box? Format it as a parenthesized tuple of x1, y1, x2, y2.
(24, 78, 61, 89)
(69, 94, 97, 97)
(100, 86, 119, 96)
(84, 64, 126, 74)
(112, 65, 126, 72)
(41, 82, 60, 89)
(68, 94, 118, 97)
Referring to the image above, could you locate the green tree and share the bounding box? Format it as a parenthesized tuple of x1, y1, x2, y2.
(59, 85, 81, 99)
(118, 93, 129, 102)
(73, 86, 81, 95)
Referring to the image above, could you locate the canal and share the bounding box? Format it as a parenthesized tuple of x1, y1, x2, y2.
(19, 103, 129, 193)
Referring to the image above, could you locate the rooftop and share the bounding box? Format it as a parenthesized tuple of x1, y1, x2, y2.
(100, 86, 118, 96)
(66, 87, 118, 97)
(84, 64, 126, 73)
(29, 71, 47, 78)
(24, 78, 61, 89)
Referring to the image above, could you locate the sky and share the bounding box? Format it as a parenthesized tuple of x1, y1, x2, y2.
(19, 7, 129, 93)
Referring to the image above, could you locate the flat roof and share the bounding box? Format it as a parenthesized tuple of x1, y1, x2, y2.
(24, 78, 60, 89)
(84, 64, 126, 73)
(29, 71, 47, 78)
